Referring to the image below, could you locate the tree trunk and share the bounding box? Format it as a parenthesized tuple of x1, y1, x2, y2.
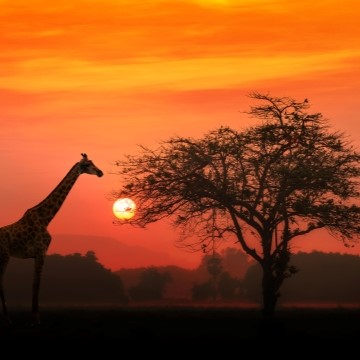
(257, 264, 288, 338)
(261, 265, 280, 319)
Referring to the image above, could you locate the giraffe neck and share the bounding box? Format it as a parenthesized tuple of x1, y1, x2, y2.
(24, 162, 81, 226)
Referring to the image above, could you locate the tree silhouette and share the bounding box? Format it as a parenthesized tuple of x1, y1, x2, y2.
(191, 255, 222, 301)
(206, 256, 222, 300)
(111, 92, 360, 319)
(218, 272, 241, 300)
(129, 266, 172, 301)
(219, 247, 253, 279)
(191, 252, 241, 301)
(191, 270, 241, 301)
(191, 281, 215, 301)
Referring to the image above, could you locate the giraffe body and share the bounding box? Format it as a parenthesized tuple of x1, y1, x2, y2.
(0, 153, 103, 325)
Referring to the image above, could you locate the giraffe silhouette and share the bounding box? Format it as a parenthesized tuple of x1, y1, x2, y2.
(0, 153, 103, 326)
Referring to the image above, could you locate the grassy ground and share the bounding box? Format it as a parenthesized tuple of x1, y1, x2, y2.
(1, 305, 359, 354)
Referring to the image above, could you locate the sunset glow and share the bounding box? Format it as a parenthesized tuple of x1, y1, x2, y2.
(1, 0, 359, 271)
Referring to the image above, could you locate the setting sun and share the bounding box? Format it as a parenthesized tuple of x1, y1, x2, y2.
(112, 198, 136, 220)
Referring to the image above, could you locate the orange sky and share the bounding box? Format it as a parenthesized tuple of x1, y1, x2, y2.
(1, 0, 360, 271)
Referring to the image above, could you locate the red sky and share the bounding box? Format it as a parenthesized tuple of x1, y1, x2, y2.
(1, 0, 359, 271)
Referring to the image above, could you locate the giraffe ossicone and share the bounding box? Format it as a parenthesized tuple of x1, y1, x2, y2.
(0, 153, 103, 326)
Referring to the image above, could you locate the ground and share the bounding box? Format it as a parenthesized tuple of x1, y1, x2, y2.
(1, 305, 359, 354)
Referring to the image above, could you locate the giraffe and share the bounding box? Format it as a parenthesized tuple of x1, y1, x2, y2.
(0, 153, 103, 326)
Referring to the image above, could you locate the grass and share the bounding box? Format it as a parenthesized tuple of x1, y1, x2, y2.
(1, 304, 359, 354)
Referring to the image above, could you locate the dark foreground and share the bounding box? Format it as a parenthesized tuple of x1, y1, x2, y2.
(1, 305, 359, 353)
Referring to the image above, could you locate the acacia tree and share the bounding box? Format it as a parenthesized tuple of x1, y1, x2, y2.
(112, 92, 360, 319)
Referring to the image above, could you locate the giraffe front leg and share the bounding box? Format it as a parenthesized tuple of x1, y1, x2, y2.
(31, 256, 45, 326)
(0, 286, 12, 326)
(0, 256, 12, 326)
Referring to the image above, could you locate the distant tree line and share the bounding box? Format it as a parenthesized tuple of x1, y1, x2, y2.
(243, 251, 360, 305)
(4, 251, 128, 305)
(4, 249, 360, 305)
(118, 250, 360, 304)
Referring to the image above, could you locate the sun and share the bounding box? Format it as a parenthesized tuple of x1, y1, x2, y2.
(113, 198, 136, 220)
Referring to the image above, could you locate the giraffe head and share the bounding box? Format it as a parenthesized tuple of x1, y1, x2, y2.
(79, 153, 104, 177)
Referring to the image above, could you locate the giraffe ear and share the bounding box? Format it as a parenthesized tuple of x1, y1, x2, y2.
(81, 153, 88, 160)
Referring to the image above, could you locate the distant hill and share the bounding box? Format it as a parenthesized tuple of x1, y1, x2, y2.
(48, 233, 193, 270)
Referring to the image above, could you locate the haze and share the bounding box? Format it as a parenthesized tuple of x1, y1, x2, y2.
(1, 0, 359, 270)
